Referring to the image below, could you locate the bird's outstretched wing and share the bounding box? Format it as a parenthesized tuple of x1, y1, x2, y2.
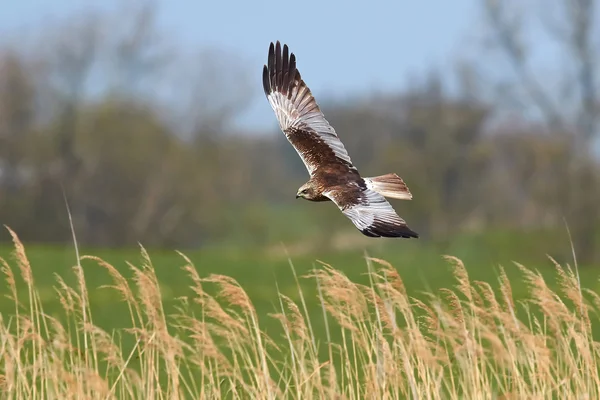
(262, 41, 354, 175)
(325, 186, 419, 238)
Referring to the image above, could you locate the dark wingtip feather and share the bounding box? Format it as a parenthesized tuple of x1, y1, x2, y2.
(282, 44, 289, 93)
(275, 41, 282, 88)
(402, 227, 419, 239)
(262, 65, 270, 97)
(283, 44, 289, 69)
(360, 221, 419, 239)
(360, 229, 379, 238)
(264, 41, 300, 100)
(269, 42, 275, 58)
(268, 42, 275, 90)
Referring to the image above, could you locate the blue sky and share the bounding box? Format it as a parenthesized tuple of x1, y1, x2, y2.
(2, 0, 482, 130)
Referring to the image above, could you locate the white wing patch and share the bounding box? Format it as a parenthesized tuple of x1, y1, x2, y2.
(266, 91, 298, 133)
(325, 188, 417, 238)
(342, 189, 408, 229)
(263, 42, 353, 175)
(266, 92, 352, 174)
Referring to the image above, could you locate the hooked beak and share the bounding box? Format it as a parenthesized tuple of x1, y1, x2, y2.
(295, 194, 300, 199)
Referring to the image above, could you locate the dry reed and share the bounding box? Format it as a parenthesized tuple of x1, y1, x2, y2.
(0, 228, 599, 399)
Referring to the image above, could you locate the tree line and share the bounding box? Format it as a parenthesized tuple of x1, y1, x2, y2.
(1, 1, 599, 262)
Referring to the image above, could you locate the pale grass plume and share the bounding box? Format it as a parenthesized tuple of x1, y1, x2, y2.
(1, 256, 18, 305)
(5, 226, 33, 287)
(82, 255, 137, 307)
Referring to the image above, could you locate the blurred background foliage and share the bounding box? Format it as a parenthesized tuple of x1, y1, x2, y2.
(1, 0, 599, 265)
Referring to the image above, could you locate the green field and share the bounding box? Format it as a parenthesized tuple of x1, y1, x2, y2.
(1, 228, 597, 346)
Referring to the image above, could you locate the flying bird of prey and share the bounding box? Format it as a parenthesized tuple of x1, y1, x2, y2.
(262, 41, 418, 238)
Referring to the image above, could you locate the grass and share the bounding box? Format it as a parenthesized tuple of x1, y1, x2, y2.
(2, 227, 600, 398)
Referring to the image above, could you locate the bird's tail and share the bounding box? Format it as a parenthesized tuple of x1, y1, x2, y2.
(364, 173, 413, 200)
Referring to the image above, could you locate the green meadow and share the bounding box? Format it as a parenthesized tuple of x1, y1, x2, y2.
(1, 227, 595, 346)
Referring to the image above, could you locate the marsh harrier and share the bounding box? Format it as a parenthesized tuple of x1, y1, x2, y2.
(263, 41, 418, 238)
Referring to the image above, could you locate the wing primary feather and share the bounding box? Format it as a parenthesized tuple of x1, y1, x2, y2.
(275, 41, 282, 88)
(262, 65, 270, 97)
(282, 44, 289, 93)
(288, 53, 297, 98)
(289, 53, 296, 75)
(268, 42, 275, 90)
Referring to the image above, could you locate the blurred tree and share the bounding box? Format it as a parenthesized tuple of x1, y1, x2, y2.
(0, 4, 269, 247)
(388, 75, 490, 239)
(323, 73, 490, 240)
(0, 51, 34, 191)
(0, 50, 40, 240)
(483, 126, 572, 227)
(480, 0, 600, 263)
(2, 0, 599, 253)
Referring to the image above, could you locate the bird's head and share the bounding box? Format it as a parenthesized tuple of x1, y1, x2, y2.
(296, 182, 314, 200)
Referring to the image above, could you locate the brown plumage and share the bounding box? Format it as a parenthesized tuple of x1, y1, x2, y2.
(262, 41, 418, 238)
